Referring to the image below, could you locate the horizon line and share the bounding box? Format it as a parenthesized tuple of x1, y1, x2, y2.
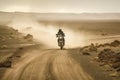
(0, 11, 120, 14)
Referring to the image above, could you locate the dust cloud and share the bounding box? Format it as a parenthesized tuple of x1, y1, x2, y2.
(7, 13, 120, 48)
(8, 14, 86, 48)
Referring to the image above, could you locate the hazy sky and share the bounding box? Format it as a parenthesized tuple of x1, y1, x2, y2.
(0, 0, 120, 13)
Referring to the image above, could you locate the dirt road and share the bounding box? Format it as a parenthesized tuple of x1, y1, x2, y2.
(1, 49, 93, 80)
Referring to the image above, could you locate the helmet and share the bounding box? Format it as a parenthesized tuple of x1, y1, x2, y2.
(59, 29, 62, 31)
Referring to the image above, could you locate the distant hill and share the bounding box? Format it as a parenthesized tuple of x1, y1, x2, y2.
(0, 12, 120, 36)
(0, 12, 120, 22)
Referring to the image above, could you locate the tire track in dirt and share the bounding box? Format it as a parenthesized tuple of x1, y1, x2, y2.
(52, 50, 93, 80)
(18, 50, 58, 80)
(2, 50, 53, 80)
(2, 49, 93, 80)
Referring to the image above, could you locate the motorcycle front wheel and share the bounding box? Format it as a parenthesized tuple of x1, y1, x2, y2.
(60, 46, 63, 50)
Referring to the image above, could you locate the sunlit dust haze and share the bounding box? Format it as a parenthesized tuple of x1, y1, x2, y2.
(5, 13, 120, 48)
(8, 13, 86, 48)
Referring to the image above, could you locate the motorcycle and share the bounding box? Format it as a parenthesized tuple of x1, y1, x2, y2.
(56, 34, 65, 50)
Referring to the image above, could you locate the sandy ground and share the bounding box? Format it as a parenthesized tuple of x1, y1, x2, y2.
(0, 45, 120, 80)
(1, 47, 93, 80)
(69, 49, 120, 80)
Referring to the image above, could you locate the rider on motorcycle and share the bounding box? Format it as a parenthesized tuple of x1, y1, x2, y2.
(56, 29, 65, 46)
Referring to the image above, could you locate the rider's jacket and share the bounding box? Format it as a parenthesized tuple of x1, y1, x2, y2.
(57, 30, 65, 37)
